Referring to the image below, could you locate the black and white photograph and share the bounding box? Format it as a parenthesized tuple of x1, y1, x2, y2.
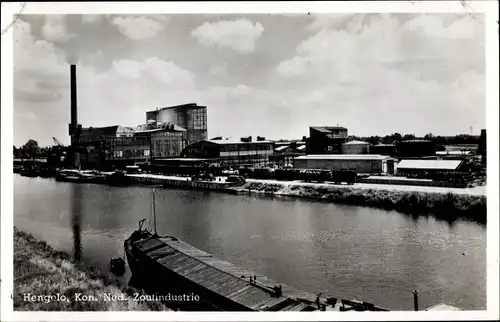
(1, 1, 499, 321)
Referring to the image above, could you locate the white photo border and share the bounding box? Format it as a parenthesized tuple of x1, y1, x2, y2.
(1, 1, 498, 321)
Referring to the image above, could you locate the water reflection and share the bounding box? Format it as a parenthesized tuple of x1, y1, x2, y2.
(14, 176, 486, 310)
(71, 183, 82, 261)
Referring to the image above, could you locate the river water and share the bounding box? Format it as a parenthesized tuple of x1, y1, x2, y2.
(13, 175, 486, 311)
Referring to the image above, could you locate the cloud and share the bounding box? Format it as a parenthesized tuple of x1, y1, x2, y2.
(81, 14, 104, 24)
(42, 15, 74, 42)
(112, 16, 164, 40)
(274, 13, 485, 136)
(191, 19, 264, 54)
(402, 14, 484, 39)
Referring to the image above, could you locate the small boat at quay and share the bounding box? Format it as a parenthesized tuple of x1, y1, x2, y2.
(124, 189, 389, 312)
(20, 167, 40, 177)
(55, 169, 106, 183)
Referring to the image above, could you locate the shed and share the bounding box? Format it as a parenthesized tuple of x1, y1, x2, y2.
(293, 154, 397, 174)
(397, 159, 464, 174)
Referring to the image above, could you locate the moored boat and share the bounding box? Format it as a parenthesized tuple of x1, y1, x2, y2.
(20, 167, 40, 177)
(124, 189, 389, 312)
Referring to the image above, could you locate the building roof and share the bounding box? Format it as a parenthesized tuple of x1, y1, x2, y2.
(436, 151, 472, 156)
(275, 145, 289, 152)
(397, 159, 463, 170)
(134, 124, 186, 134)
(148, 103, 206, 113)
(295, 154, 393, 161)
(80, 125, 121, 136)
(310, 126, 347, 132)
(203, 139, 273, 145)
(399, 140, 433, 143)
(343, 140, 369, 145)
(372, 143, 395, 147)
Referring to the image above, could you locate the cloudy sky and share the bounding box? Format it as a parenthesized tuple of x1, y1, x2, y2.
(14, 13, 485, 147)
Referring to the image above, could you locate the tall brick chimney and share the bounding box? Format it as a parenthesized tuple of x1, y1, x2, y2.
(69, 64, 78, 136)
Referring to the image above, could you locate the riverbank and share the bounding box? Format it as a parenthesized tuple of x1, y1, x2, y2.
(231, 180, 487, 224)
(13, 228, 169, 311)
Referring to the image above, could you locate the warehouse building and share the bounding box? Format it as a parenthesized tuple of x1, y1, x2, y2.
(341, 140, 370, 154)
(397, 159, 465, 175)
(306, 126, 348, 154)
(183, 137, 274, 168)
(293, 154, 397, 175)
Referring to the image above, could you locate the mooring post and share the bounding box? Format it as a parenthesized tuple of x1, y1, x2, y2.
(413, 290, 419, 311)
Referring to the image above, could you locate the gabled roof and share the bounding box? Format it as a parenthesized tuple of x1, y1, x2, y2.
(310, 126, 348, 132)
(397, 159, 463, 170)
(275, 145, 290, 152)
(80, 125, 121, 136)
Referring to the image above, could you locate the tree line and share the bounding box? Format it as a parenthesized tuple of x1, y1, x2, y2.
(350, 133, 480, 146)
(13, 139, 66, 160)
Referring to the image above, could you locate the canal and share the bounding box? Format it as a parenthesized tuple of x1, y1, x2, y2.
(13, 175, 486, 311)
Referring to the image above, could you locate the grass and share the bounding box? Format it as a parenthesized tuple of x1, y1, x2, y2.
(236, 182, 486, 225)
(13, 228, 169, 311)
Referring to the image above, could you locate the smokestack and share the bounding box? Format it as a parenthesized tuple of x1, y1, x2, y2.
(69, 64, 78, 135)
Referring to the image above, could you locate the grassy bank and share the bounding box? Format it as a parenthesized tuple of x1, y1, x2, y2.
(13, 228, 169, 311)
(235, 182, 487, 224)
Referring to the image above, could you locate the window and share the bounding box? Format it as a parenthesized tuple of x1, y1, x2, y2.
(144, 150, 150, 157)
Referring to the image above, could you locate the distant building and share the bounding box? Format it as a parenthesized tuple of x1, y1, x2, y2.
(370, 143, 396, 156)
(183, 137, 274, 168)
(306, 126, 348, 154)
(293, 154, 397, 175)
(395, 140, 436, 158)
(436, 150, 473, 160)
(341, 140, 370, 154)
(146, 103, 207, 145)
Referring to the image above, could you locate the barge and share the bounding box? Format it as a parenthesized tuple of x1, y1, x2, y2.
(124, 189, 389, 312)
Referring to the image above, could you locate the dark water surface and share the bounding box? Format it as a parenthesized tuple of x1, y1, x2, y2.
(14, 175, 486, 310)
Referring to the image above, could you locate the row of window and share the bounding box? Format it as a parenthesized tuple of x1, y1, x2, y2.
(113, 149, 150, 158)
(152, 132, 184, 137)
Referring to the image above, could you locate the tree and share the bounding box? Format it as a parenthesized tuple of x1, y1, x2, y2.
(22, 139, 40, 160)
(424, 133, 435, 140)
(402, 134, 416, 141)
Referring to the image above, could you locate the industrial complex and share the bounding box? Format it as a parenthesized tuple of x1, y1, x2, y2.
(16, 64, 486, 189)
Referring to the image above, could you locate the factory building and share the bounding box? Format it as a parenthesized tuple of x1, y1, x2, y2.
(306, 126, 348, 154)
(370, 143, 397, 156)
(293, 154, 397, 175)
(72, 122, 186, 169)
(134, 122, 187, 159)
(395, 140, 436, 158)
(183, 137, 274, 169)
(146, 103, 207, 145)
(341, 140, 370, 154)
